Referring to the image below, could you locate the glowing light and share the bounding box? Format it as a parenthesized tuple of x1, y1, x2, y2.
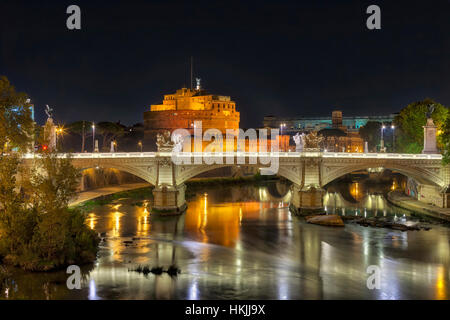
(87, 213, 97, 230)
(435, 265, 447, 299)
(89, 279, 98, 300)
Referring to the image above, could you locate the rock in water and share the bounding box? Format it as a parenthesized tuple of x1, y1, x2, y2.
(305, 214, 344, 227)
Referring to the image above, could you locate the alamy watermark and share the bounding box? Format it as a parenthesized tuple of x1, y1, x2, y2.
(66, 265, 81, 290)
(169, 121, 280, 175)
(366, 265, 381, 290)
(66, 5, 81, 30)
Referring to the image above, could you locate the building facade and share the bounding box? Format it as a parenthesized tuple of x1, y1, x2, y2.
(264, 110, 380, 152)
(143, 86, 240, 150)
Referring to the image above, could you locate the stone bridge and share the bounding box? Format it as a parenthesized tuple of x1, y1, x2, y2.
(22, 151, 450, 214)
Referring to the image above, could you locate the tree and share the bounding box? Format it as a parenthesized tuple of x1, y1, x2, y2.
(0, 76, 98, 271)
(0, 151, 99, 271)
(0, 76, 34, 153)
(68, 121, 91, 152)
(359, 121, 382, 152)
(0, 155, 35, 256)
(394, 98, 448, 153)
(29, 153, 81, 212)
(97, 122, 125, 151)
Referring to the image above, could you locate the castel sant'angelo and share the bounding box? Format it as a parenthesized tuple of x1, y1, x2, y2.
(143, 80, 240, 150)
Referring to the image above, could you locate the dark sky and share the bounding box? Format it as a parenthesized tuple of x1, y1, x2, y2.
(1, 0, 449, 127)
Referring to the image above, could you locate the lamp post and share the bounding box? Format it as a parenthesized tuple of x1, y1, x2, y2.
(380, 124, 386, 152)
(92, 122, 95, 153)
(138, 141, 143, 152)
(391, 125, 395, 153)
(55, 126, 63, 151)
(280, 123, 286, 151)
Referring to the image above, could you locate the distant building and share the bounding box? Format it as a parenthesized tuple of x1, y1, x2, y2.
(263, 111, 396, 134)
(263, 110, 394, 153)
(143, 85, 240, 150)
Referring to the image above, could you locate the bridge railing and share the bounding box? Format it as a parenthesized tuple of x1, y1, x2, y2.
(22, 151, 442, 160)
(322, 152, 442, 159)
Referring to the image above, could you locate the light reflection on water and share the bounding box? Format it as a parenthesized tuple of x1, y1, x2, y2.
(1, 182, 449, 300)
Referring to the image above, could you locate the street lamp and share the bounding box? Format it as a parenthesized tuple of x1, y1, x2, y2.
(138, 141, 143, 152)
(391, 125, 395, 152)
(92, 122, 95, 153)
(55, 126, 64, 151)
(380, 124, 386, 152)
(280, 123, 286, 151)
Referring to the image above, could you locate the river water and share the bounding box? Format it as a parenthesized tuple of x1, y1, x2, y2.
(1, 181, 449, 299)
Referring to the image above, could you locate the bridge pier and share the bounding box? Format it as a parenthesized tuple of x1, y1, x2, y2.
(290, 184, 325, 215)
(152, 183, 187, 215)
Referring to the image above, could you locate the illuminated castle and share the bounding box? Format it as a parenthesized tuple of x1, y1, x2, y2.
(143, 80, 240, 150)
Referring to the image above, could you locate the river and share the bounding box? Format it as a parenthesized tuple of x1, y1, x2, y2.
(1, 181, 449, 299)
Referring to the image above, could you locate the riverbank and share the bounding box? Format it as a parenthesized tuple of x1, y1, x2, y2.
(69, 182, 151, 207)
(387, 191, 450, 222)
(70, 174, 280, 210)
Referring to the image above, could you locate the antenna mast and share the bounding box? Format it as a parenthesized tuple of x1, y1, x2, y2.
(190, 56, 193, 90)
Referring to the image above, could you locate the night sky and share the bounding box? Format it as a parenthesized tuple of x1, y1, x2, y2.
(1, 0, 449, 128)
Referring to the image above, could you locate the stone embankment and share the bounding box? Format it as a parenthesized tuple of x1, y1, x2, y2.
(387, 191, 450, 222)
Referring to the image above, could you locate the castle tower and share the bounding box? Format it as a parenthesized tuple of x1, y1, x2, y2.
(143, 86, 240, 151)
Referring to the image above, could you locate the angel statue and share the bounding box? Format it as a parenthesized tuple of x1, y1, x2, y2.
(45, 104, 53, 120)
(426, 103, 435, 119)
(156, 130, 175, 151)
(293, 132, 305, 152)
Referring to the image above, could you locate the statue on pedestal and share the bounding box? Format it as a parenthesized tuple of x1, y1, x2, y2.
(426, 104, 435, 119)
(44, 105, 56, 151)
(156, 131, 175, 152)
(293, 133, 305, 152)
(422, 104, 438, 154)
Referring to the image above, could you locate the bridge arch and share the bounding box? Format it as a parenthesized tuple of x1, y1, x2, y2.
(322, 162, 445, 187)
(176, 163, 300, 186)
(77, 164, 156, 186)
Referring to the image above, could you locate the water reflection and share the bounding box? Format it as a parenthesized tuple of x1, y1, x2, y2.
(1, 182, 449, 300)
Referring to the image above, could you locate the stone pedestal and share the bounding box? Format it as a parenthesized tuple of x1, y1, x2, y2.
(44, 118, 56, 151)
(290, 183, 325, 215)
(422, 118, 438, 154)
(152, 184, 186, 215)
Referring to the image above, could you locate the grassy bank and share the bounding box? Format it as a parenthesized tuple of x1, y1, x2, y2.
(73, 186, 154, 213)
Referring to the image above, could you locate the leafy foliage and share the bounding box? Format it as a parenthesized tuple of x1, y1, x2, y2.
(29, 153, 81, 211)
(359, 121, 382, 152)
(394, 98, 448, 153)
(97, 122, 125, 151)
(0, 152, 99, 271)
(67, 120, 92, 152)
(0, 75, 34, 153)
(0, 76, 98, 271)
